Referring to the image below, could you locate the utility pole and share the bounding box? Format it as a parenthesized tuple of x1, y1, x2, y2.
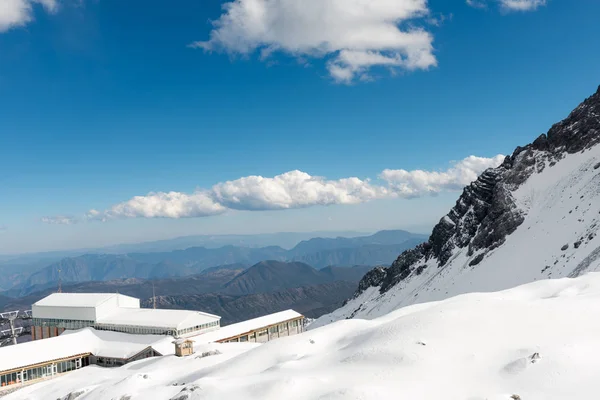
(9, 317, 17, 346)
(152, 283, 156, 309)
(57, 268, 62, 293)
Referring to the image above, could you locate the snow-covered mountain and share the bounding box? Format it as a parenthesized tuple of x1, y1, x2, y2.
(8, 273, 600, 400)
(311, 85, 600, 329)
(5, 86, 600, 400)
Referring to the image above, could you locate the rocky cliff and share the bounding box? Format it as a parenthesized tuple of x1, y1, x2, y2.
(312, 85, 600, 328)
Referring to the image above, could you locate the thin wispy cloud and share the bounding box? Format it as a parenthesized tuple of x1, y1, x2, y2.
(467, 0, 547, 12)
(191, 0, 437, 84)
(44, 155, 505, 224)
(41, 215, 78, 225)
(0, 0, 58, 32)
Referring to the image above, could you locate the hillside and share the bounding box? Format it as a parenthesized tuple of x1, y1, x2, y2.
(222, 261, 321, 295)
(312, 85, 600, 329)
(221, 261, 371, 296)
(150, 280, 359, 324)
(8, 273, 600, 400)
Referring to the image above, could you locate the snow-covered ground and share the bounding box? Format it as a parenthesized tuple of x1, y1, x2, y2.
(311, 145, 600, 328)
(7, 273, 600, 400)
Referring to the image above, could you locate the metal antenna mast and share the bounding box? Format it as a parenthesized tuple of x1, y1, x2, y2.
(152, 283, 157, 309)
(57, 268, 62, 293)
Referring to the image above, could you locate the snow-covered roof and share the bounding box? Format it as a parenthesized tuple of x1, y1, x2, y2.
(98, 308, 220, 330)
(33, 293, 137, 308)
(190, 310, 303, 344)
(0, 328, 175, 373)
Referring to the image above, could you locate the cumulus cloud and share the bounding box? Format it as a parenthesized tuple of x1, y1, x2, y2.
(467, 0, 547, 11)
(42, 155, 506, 223)
(191, 0, 436, 83)
(380, 155, 505, 197)
(41, 215, 78, 225)
(85, 191, 227, 221)
(0, 0, 58, 32)
(212, 170, 387, 210)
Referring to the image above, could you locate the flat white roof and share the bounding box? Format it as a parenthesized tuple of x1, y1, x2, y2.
(33, 293, 137, 308)
(98, 308, 221, 330)
(190, 310, 303, 344)
(0, 328, 174, 373)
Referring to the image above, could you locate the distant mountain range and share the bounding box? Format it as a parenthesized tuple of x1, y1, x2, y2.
(3, 230, 426, 296)
(0, 230, 368, 291)
(1, 261, 373, 324)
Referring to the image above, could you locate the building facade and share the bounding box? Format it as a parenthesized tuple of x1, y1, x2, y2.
(1, 354, 90, 388)
(219, 315, 304, 343)
(31, 293, 221, 340)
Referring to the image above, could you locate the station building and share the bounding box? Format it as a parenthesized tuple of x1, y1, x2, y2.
(0, 292, 305, 391)
(31, 293, 221, 339)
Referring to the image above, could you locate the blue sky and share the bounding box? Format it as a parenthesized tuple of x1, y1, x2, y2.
(1, 0, 599, 254)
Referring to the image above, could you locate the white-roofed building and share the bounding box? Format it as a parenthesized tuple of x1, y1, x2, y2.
(189, 310, 305, 345)
(95, 308, 221, 336)
(2, 295, 305, 392)
(31, 293, 221, 340)
(0, 328, 175, 389)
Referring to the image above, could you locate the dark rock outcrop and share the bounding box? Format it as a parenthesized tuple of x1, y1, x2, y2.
(354, 85, 600, 297)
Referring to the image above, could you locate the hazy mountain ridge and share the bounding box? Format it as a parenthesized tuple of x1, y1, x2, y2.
(6, 230, 423, 296)
(312, 85, 600, 329)
(0, 231, 367, 290)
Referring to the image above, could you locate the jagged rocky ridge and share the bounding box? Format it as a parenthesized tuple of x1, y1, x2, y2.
(356, 85, 600, 298)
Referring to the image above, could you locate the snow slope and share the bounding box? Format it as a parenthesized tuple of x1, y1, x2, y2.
(311, 145, 600, 328)
(310, 85, 600, 330)
(7, 273, 600, 400)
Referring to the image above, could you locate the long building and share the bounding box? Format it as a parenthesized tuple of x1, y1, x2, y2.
(0, 292, 305, 391)
(0, 328, 174, 388)
(31, 293, 221, 339)
(190, 309, 305, 344)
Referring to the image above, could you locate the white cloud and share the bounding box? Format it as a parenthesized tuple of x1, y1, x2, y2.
(381, 155, 505, 197)
(41, 215, 78, 225)
(0, 0, 58, 32)
(43, 155, 506, 223)
(466, 0, 487, 9)
(192, 0, 436, 83)
(500, 0, 546, 11)
(85, 191, 227, 221)
(467, 0, 547, 11)
(212, 170, 387, 210)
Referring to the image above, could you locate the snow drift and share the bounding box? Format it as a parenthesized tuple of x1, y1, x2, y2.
(6, 273, 600, 400)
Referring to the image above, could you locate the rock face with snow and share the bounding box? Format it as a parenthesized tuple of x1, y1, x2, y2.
(312, 85, 600, 327)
